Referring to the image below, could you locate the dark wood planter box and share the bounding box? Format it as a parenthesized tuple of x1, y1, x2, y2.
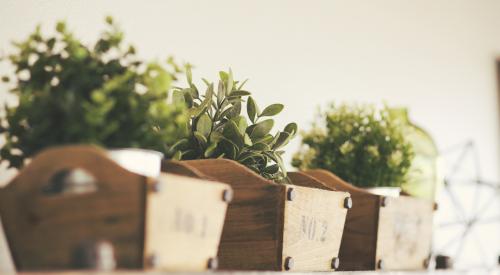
(303, 169, 434, 271)
(0, 146, 230, 271)
(163, 159, 350, 271)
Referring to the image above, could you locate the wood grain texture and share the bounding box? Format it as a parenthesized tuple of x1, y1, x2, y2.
(164, 160, 349, 271)
(302, 170, 379, 270)
(303, 169, 434, 271)
(376, 196, 434, 270)
(144, 173, 230, 271)
(164, 159, 285, 271)
(0, 146, 230, 272)
(282, 184, 349, 271)
(0, 146, 146, 270)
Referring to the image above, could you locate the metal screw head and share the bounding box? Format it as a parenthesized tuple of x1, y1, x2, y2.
(423, 258, 430, 268)
(380, 196, 389, 207)
(207, 257, 218, 270)
(435, 255, 453, 269)
(331, 257, 340, 269)
(287, 188, 296, 201)
(150, 180, 163, 193)
(146, 254, 159, 268)
(72, 240, 116, 271)
(343, 197, 353, 209)
(377, 259, 384, 270)
(222, 189, 233, 203)
(284, 256, 294, 271)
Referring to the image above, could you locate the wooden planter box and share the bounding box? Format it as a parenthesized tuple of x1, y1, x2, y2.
(303, 169, 434, 271)
(163, 159, 350, 271)
(0, 146, 230, 271)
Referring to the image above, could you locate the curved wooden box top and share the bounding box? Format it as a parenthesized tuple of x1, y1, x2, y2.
(302, 169, 374, 196)
(0, 145, 143, 196)
(164, 159, 351, 193)
(163, 159, 280, 188)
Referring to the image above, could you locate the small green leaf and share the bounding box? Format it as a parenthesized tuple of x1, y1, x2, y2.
(183, 90, 194, 107)
(227, 69, 233, 94)
(228, 90, 251, 98)
(259, 104, 284, 117)
(105, 16, 114, 25)
(219, 71, 228, 82)
(231, 115, 248, 135)
(228, 102, 241, 118)
(220, 139, 237, 159)
(209, 131, 224, 143)
(247, 96, 257, 123)
(272, 131, 291, 149)
(186, 65, 193, 85)
(172, 90, 186, 105)
(248, 119, 274, 139)
(284, 122, 298, 135)
(189, 84, 213, 118)
(172, 151, 183, 160)
(204, 142, 218, 158)
(189, 84, 199, 99)
(250, 142, 270, 151)
(196, 113, 212, 137)
(218, 106, 233, 120)
(222, 120, 244, 148)
(168, 138, 189, 154)
(263, 164, 279, 174)
(194, 131, 208, 147)
(253, 134, 274, 145)
(217, 80, 224, 106)
(244, 133, 253, 146)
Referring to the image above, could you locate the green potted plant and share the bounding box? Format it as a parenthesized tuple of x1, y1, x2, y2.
(292, 104, 438, 272)
(0, 17, 188, 174)
(166, 67, 297, 182)
(0, 18, 233, 272)
(163, 70, 351, 272)
(292, 103, 414, 195)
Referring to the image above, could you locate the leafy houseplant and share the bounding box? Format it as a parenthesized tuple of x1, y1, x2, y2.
(167, 68, 297, 182)
(0, 17, 188, 169)
(292, 103, 414, 188)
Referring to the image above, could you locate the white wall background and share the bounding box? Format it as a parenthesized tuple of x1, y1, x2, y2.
(1, 0, 499, 268)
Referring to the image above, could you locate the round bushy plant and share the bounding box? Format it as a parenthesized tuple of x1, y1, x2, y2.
(0, 17, 188, 168)
(167, 68, 298, 182)
(292, 103, 413, 188)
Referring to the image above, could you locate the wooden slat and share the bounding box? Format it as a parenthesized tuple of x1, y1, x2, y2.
(303, 169, 434, 271)
(144, 173, 230, 271)
(376, 196, 434, 270)
(164, 160, 349, 271)
(282, 184, 349, 271)
(164, 159, 285, 271)
(0, 146, 145, 270)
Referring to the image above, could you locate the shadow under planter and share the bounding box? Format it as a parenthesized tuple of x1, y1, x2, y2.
(163, 159, 350, 271)
(303, 169, 435, 271)
(0, 145, 230, 272)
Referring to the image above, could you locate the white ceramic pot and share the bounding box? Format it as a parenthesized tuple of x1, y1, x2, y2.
(364, 187, 401, 197)
(107, 148, 163, 178)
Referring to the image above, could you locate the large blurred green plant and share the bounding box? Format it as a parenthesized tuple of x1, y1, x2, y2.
(292, 103, 413, 188)
(0, 17, 188, 168)
(167, 68, 297, 182)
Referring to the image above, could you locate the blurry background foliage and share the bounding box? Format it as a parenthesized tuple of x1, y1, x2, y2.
(0, 17, 188, 168)
(292, 103, 414, 188)
(167, 68, 298, 182)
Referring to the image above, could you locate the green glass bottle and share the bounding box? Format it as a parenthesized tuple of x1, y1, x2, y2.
(392, 108, 440, 201)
